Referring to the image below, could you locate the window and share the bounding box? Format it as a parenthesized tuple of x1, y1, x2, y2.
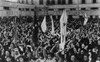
(62, 0, 66, 4)
(22, 8, 24, 11)
(46, 0, 51, 5)
(19, 8, 21, 10)
(68, 0, 72, 4)
(3, 7, 9, 10)
(70, 8, 76, 10)
(31, 0, 34, 4)
(39, 0, 43, 5)
(82, 0, 85, 4)
(81, 8, 86, 10)
(19, 8, 24, 11)
(31, 9, 34, 11)
(58, 0, 65, 4)
(51, 0, 55, 5)
(39, 9, 42, 11)
(91, 7, 98, 10)
(26, 0, 28, 4)
(22, 0, 24, 3)
(93, 0, 96, 3)
(58, 0, 61, 4)
(58, 8, 64, 11)
(26, 8, 29, 11)
(49, 9, 54, 11)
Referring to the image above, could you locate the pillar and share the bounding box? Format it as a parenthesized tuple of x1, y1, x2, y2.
(33, 0, 39, 5)
(55, 0, 57, 4)
(66, 0, 68, 4)
(23, 0, 27, 4)
(73, 0, 79, 4)
(28, 0, 32, 4)
(18, 0, 23, 3)
(78, 0, 82, 4)
(43, 0, 46, 5)
(97, 0, 100, 3)
(86, 0, 92, 4)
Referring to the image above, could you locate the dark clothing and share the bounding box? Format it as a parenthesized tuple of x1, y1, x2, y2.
(80, 37, 89, 46)
(69, 59, 79, 62)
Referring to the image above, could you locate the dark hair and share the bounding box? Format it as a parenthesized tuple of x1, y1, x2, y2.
(48, 53, 54, 57)
(39, 53, 44, 58)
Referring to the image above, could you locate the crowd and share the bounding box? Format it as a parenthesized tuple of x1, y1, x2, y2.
(0, 15, 99, 62)
(0, 16, 35, 62)
(38, 16, 100, 62)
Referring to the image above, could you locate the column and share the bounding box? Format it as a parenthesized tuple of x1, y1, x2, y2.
(78, 0, 82, 4)
(55, 0, 57, 4)
(28, 0, 32, 4)
(97, 0, 100, 3)
(18, 0, 22, 3)
(22, 0, 24, 3)
(73, 0, 79, 4)
(43, 0, 46, 5)
(33, 0, 39, 5)
(66, 0, 68, 4)
(86, 0, 92, 4)
(23, 0, 27, 4)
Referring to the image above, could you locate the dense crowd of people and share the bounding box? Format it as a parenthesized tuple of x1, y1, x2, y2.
(0, 15, 99, 62)
(38, 16, 100, 62)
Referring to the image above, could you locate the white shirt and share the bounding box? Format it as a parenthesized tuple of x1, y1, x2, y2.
(36, 58, 46, 62)
(45, 58, 56, 62)
(96, 60, 100, 62)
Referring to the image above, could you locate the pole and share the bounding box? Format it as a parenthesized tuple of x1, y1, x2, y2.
(32, 6, 39, 46)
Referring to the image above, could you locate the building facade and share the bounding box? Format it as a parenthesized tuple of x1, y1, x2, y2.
(38, 0, 100, 18)
(0, 0, 100, 18)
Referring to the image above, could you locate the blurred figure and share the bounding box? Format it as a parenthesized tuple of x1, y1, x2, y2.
(70, 55, 79, 62)
(45, 53, 56, 62)
(36, 53, 46, 62)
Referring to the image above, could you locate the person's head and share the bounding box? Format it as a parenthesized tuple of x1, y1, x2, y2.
(19, 57, 24, 62)
(81, 50, 84, 54)
(10, 43, 14, 49)
(5, 51, 10, 56)
(96, 57, 100, 62)
(70, 55, 75, 61)
(27, 52, 31, 58)
(39, 53, 44, 59)
(82, 44, 85, 48)
(47, 53, 53, 59)
(84, 55, 88, 61)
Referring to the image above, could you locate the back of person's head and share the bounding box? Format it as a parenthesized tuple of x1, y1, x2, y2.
(47, 53, 54, 59)
(18, 56, 24, 62)
(39, 53, 44, 59)
(96, 57, 100, 62)
(70, 55, 75, 61)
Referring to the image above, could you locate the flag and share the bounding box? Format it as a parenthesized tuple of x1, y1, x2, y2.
(60, 10, 68, 37)
(41, 16, 47, 33)
(59, 10, 68, 50)
(83, 13, 88, 25)
(12, 17, 17, 44)
(50, 16, 55, 35)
